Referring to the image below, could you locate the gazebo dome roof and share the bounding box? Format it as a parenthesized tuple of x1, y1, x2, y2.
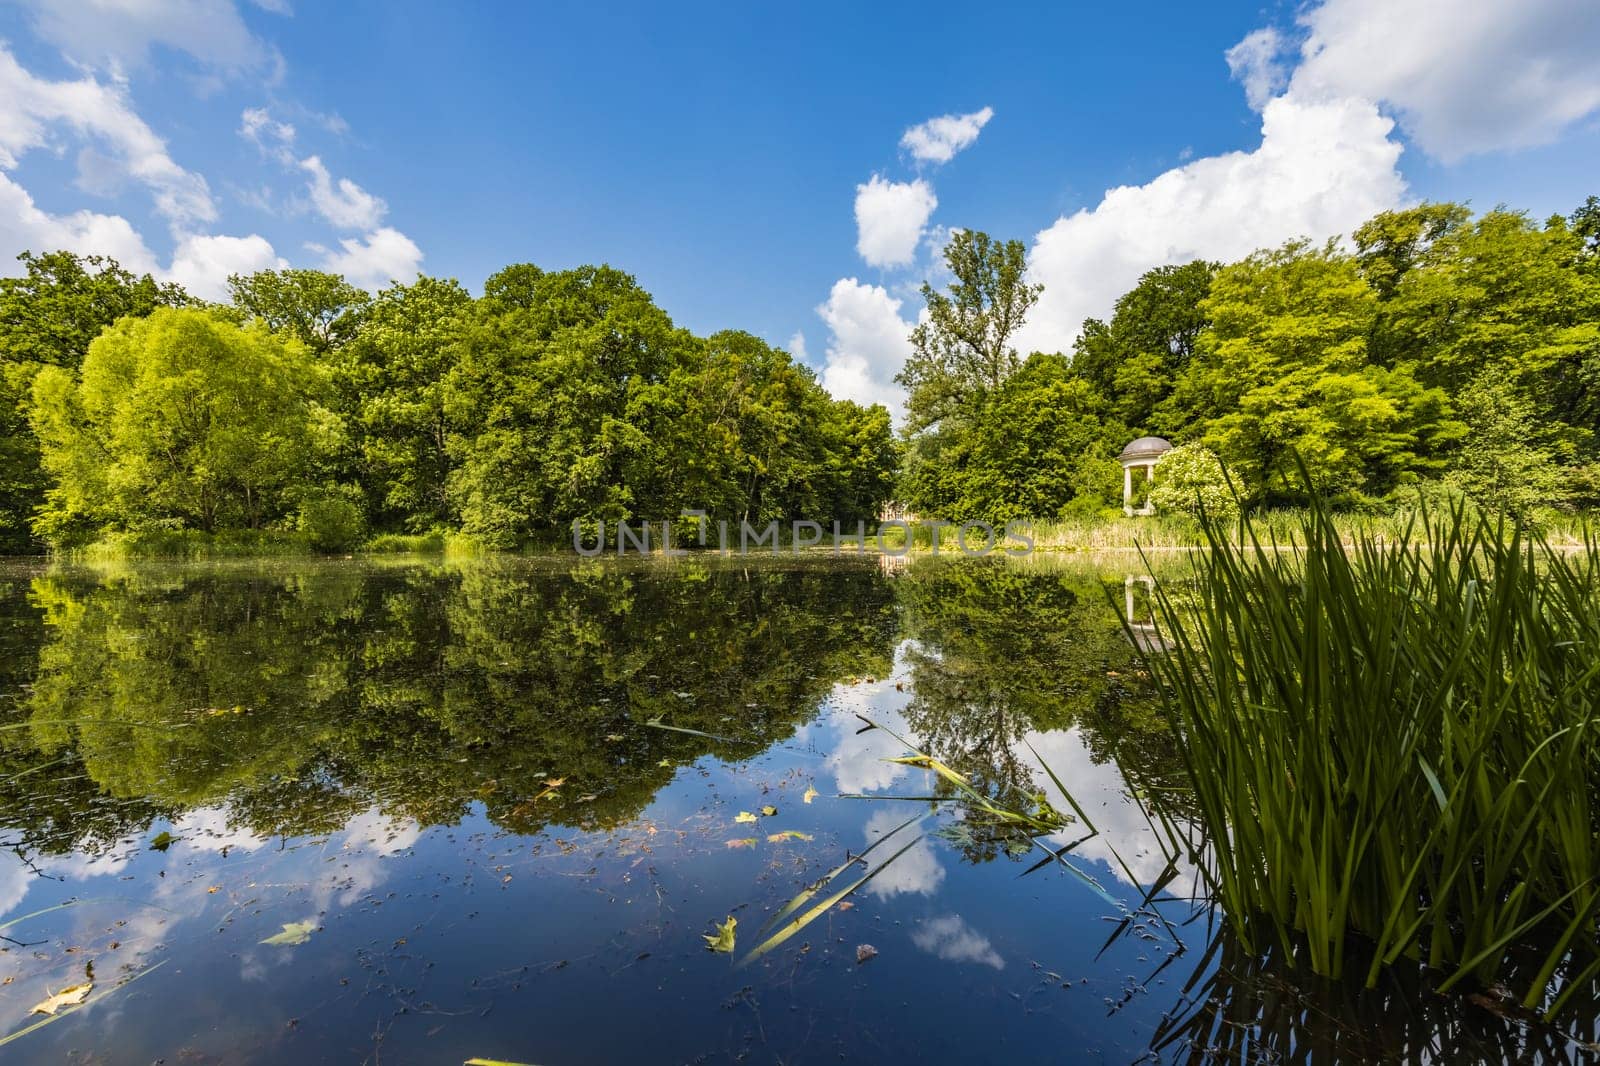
(1119, 436, 1174, 462)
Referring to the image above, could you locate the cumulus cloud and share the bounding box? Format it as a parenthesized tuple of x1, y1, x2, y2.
(0, 45, 216, 227)
(816, 278, 913, 415)
(1288, 0, 1600, 161)
(16, 0, 285, 80)
(854, 174, 937, 269)
(1014, 93, 1405, 356)
(299, 155, 387, 230)
(900, 106, 994, 165)
(167, 232, 286, 299)
(239, 106, 296, 159)
(0, 172, 160, 275)
(1226, 28, 1289, 111)
(312, 226, 422, 289)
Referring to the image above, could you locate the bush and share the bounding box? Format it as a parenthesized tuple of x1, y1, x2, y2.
(295, 492, 366, 552)
(1148, 443, 1239, 521)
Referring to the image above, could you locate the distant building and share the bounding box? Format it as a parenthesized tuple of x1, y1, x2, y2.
(1119, 436, 1173, 516)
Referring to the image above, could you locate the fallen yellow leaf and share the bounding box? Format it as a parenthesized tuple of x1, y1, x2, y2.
(802, 785, 819, 804)
(30, 983, 91, 1015)
(734, 811, 758, 824)
(703, 915, 737, 953)
(766, 831, 814, 843)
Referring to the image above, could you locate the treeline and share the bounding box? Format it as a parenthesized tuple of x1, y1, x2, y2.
(899, 199, 1600, 521)
(0, 254, 896, 552)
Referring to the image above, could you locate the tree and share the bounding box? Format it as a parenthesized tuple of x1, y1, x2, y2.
(1071, 261, 1217, 433)
(446, 265, 701, 546)
(29, 308, 332, 541)
(1173, 241, 1460, 504)
(897, 230, 1042, 432)
(0, 251, 189, 550)
(340, 275, 473, 531)
(228, 268, 369, 355)
(900, 353, 1123, 521)
(1444, 373, 1569, 520)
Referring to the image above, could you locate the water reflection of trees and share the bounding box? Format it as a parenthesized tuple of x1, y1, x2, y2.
(891, 558, 1181, 862)
(3, 558, 897, 856)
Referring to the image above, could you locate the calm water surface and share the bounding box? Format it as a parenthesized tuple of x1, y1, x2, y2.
(0, 555, 1578, 1064)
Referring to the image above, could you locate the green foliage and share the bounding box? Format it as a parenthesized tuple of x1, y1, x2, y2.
(1133, 496, 1600, 1006)
(901, 353, 1123, 520)
(29, 308, 331, 541)
(1072, 260, 1217, 432)
(1147, 443, 1238, 521)
(1444, 373, 1570, 520)
(0, 252, 189, 551)
(228, 268, 369, 355)
(897, 230, 1041, 433)
(295, 487, 367, 551)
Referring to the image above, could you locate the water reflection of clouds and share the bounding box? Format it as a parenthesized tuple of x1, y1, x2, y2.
(910, 914, 1005, 970)
(860, 807, 943, 898)
(1022, 727, 1195, 890)
(799, 642, 922, 796)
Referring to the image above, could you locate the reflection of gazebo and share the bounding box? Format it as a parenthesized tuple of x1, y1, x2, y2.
(1120, 436, 1173, 517)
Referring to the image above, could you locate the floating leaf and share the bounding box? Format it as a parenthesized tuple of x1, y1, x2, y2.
(260, 921, 316, 946)
(856, 944, 878, 964)
(29, 983, 90, 1015)
(725, 837, 758, 849)
(766, 831, 813, 843)
(802, 785, 819, 804)
(703, 915, 737, 953)
(734, 811, 758, 824)
(148, 831, 174, 852)
(657, 759, 673, 768)
(759, 805, 778, 817)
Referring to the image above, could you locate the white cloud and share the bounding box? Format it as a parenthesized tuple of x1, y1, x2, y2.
(17, 0, 285, 80)
(1288, 0, 1600, 161)
(786, 330, 808, 361)
(1226, 28, 1289, 112)
(0, 45, 216, 227)
(911, 914, 1005, 969)
(816, 278, 913, 415)
(0, 172, 160, 276)
(1015, 93, 1405, 356)
(900, 106, 994, 165)
(299, 155, 387, 230)
(167, 232, 285, 299)
(312, 226, 422, 289)
(239, 106, 296, 159)
(854, 174, 937, 269)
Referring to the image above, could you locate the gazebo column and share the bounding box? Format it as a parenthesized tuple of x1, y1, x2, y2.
(1123, 465, 1133, 510)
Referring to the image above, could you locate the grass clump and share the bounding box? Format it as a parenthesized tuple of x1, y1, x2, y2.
(1138, 492, 1600, 1012)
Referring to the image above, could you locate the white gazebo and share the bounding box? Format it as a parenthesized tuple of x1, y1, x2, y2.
(1120, 436, 1173, 516)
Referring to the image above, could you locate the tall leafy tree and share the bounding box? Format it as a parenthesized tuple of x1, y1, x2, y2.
(30, 308, 331, 541)
(897, 230, 1041, 432)
(0, 252, 188, 550)
(1071, 260, 1217, 433)
(341, 275, 474, 531)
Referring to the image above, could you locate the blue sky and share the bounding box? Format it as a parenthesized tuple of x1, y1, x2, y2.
(2, 0, 1597, 413)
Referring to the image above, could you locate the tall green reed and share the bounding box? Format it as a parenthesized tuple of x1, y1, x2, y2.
(1135, 490, 1600, 1012)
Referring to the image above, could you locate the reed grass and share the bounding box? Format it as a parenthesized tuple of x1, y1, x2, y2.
(1135, 490, 1600, 1012)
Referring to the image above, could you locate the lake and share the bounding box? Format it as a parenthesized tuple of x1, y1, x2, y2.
(0, 554, 1582, 1063)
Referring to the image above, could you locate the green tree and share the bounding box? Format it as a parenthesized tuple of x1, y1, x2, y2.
(1175, 241, 1460, 504)
(897, 230, 1042, 432)
(340, 275, 473, 531)
(228, 268, 369, 355)
(29, 308, 333, 541)
(0, 251, 188, 550)
(1444, 373, 1569, 519)
(902, 353, 1123, 520)
(1071, 260, 1217, 432)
